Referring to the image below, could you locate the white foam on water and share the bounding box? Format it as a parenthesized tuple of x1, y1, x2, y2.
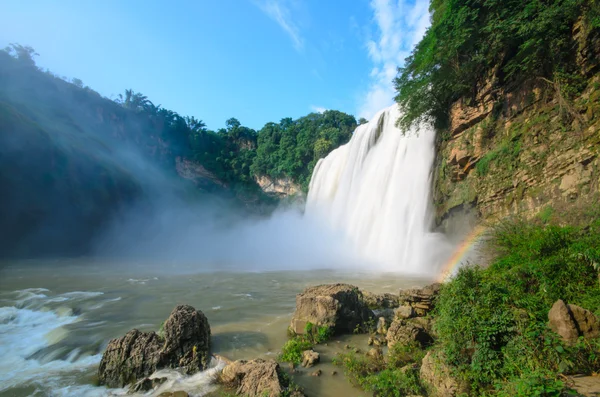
(0, 305, 101, 392)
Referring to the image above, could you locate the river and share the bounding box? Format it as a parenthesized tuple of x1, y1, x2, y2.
(0, 259, 432, 397)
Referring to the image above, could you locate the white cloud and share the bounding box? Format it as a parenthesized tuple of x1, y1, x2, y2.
(255, 0, 304, 51)
(357, 0, 431, 120)
(311, 105, 327, 114)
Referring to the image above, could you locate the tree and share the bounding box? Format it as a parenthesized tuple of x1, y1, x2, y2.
(358, 117, 368, 125)
(4, 43, 38, 67)
(71, 78, 84, 88)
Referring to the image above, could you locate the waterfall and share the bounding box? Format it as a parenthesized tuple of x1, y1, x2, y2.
(305, 104, 450, 274)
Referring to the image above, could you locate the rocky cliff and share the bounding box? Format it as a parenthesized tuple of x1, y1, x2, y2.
(433, 19, 600, 227)
(254, 175, 302, 198)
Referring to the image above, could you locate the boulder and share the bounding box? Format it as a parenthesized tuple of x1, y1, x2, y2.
(160, 305, 211, 373)
(221, 359, 300, 397)
(420, 351, 467, 397)
(301, 350, 320, 368)
(158, 392, 189, 397)
(395, 305, 416, 319)
(399, 283, 441, 316)
(386, 318, 433, 348)
(290, 284, 374, 335)
(548, 299, 600, 342)
(366, 347, 384, 361)
(361, 290, 401, 309)
(98, 305, 211, 388)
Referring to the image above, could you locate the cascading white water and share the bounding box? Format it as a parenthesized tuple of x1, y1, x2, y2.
(306, 104, 450, 274)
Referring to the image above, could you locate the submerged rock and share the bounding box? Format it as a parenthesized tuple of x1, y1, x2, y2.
(158, 392, 189, 397)
(221, 359, 302, 397)
(310, 369, 322, 377)
(290, 284, 374, 335)
(98, 305, 211, 388)
(548, 299, 600, 342)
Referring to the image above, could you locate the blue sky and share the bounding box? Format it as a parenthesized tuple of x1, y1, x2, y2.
(1, 0, 430, 130)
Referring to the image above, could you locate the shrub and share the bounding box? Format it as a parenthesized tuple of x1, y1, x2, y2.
(332, 342, 427, 395)
(279, 337, 312, 365)
(434, 215, 600, 394)
(304, 322, 332, 344)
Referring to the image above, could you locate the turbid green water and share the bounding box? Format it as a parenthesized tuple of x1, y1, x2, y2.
(0, 259, 431, 397)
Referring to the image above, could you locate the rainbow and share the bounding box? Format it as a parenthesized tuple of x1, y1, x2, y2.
(436, 225, 487, 283)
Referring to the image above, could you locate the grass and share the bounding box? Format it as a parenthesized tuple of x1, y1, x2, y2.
(278, 322, 333, 364)
(332, 342, 425, 396)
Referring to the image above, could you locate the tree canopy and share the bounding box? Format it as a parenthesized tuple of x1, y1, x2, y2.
(395, 0, 600, 130)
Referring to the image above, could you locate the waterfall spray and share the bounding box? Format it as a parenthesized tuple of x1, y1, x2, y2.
(305, 104, 451, 274)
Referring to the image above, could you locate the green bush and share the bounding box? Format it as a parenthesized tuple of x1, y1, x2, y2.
(304, 322, 332, 344)
(363, 367, 424, 397)
(434, 216, 600, 394)
(278, 337, 312, 364)
(332, 342, 426, 395)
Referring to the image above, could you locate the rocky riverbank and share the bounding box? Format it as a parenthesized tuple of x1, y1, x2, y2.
(97, 268, 600, 397)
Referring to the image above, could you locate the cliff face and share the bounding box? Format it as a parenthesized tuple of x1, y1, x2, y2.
(254, 175, 302, 197)
(433, 21, 600, 226)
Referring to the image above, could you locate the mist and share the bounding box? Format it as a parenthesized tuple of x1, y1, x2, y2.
(92, 196, 362, 273)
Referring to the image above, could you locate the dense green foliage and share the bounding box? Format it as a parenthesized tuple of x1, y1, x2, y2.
(394, 0, 600, 130)
(251, 111, 356, 191)
(330, 208, 600, 396)
(434, 212, 600, 395)
(303, 322, 332, 344)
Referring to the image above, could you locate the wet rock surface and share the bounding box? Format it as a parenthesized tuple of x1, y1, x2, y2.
(301, 350, 320, 368)
(290, 284, 374, 335)
(98, 305, 211, 388)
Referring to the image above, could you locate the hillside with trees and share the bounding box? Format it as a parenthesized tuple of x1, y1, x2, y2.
(0, 44, 357, 257)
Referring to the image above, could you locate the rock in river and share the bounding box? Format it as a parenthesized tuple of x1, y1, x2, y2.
(221, 359, 303, 397)
(98, 305, 211, 388)
(290, 283, 374, 335)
